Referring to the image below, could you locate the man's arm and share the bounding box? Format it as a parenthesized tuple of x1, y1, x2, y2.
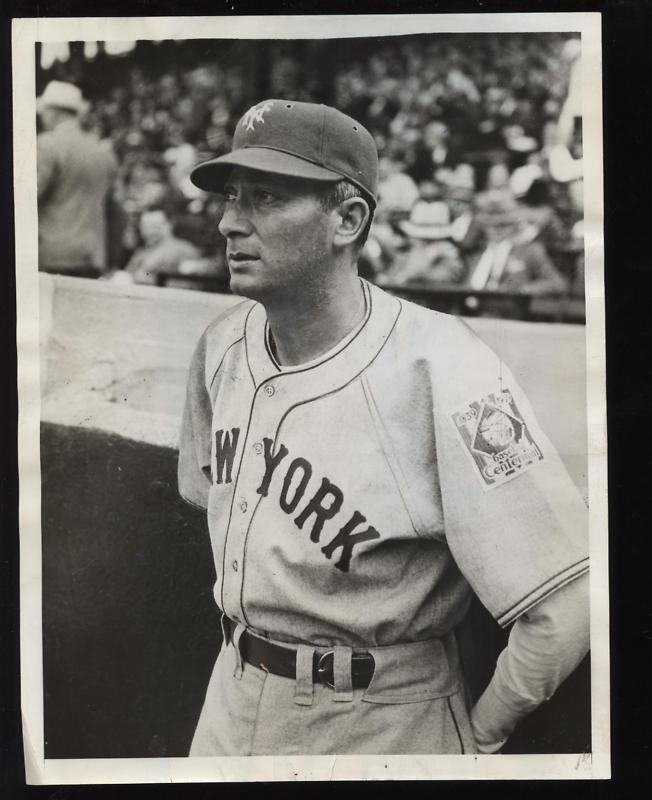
(178, 332, 213, 510)
(428, 316, 590, 750)
(470, 571, 590, 753)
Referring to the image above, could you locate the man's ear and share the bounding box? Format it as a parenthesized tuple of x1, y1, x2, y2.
(333, 197, 371, 249)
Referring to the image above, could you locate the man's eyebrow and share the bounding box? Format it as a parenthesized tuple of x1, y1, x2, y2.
(225, 177, 276, 191)
(250, 176, 285, 191)
(224, 174, 306, 196)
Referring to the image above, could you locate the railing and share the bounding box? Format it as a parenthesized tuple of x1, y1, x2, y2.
(154, 273, 585, 324)
(377, 281, 586, 323)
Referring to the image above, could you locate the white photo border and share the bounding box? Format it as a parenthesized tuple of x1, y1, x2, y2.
(13, 12, 607, 783)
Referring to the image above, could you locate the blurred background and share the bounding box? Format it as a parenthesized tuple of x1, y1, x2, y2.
(36, 33, 585, 322)
(36, 34, 591, 759)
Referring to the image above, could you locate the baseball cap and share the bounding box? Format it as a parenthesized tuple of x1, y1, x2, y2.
(191, 99, 379, 207)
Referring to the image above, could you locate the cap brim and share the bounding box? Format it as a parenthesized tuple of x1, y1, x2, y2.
(191, 147, 345, 192)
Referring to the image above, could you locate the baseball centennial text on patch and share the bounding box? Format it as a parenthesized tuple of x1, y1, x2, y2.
(452, 389, 544, 490)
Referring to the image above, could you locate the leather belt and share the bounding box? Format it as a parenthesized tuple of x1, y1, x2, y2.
(236, 626, 376, 689)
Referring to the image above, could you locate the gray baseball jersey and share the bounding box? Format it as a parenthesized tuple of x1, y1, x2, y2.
(179, 279, 588, 648)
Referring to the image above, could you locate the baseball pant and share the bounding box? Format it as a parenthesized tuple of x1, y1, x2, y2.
(190, 620, 477, 756)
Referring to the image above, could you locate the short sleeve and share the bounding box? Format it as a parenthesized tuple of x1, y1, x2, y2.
(178, 332, 213, 510)
(432, 320, 589, 627)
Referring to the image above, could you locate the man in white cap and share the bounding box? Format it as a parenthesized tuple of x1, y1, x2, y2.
(385, 200, 465, 285)
(37, 80, 118, 277)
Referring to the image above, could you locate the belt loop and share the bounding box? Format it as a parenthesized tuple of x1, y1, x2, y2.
(333, 646, 353, 703)
(294, 645, 315, 706)
(220, 613, 232, 648)
(232, 623, 246, 680)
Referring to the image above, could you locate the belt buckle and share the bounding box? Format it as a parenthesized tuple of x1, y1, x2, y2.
(316, 650, 335, 689)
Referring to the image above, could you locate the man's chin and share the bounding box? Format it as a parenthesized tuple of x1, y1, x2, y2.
(229, 273, 269, 301)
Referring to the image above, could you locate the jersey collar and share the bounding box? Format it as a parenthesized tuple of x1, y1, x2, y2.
(244, 280, 401, 402)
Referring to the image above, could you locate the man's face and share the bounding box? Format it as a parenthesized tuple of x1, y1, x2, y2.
(218, 167, 337, 300)
(139, 211, 171, 246)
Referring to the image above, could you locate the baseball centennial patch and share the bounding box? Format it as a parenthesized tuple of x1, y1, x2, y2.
(452, 389, 544, 490)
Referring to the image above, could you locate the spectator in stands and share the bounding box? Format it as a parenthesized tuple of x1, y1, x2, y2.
(121, 157, 183, 214)
(486, 162, 511, 191)
(163, 125, 204, 202)
(115, 156, 187, 265)
(410, 120, 454, 181)
(512, 170, 571, 256)
(37, 81, 118, 277)
(444, 164, 486, 255)
(549, 128, 583, 221)
(377, 151, 420, 220)
(359, 199, 404, 281)
(123, 207, 200, 285)
(37, 32, 582, 314)
(466, 190, 568, 294)
(383, 200, 465, 285)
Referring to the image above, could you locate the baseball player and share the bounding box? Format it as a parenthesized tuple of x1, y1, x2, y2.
(179, 99, 589, 756)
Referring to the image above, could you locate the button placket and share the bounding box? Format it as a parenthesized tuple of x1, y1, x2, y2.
(221, 446, 253, 620)
(224, 491, 251, 615)
(222, 387, 280, 622)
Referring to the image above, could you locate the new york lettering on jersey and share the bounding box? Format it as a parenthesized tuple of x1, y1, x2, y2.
(213, 428, 381, 572)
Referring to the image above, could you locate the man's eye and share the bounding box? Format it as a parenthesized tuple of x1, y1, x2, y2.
(222, 190, 237, 202)
(254, 189, 276, 204)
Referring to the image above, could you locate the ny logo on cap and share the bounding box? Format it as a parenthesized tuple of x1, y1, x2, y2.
(242, 101, 273, 131)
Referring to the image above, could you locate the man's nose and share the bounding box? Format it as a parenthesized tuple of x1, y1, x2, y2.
(218, 198, 253, 238)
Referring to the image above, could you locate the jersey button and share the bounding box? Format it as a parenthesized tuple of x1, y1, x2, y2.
(232, 560, 238, 572)
(253, 442, 263, 454)
(264, 384, 275, 397)
(239, 499, 248, 513)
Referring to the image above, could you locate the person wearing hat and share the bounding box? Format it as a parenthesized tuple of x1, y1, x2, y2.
(467, 189, 567, 296)
(384, 200, 465, 285)
(178, 99, 589, 756)
(37, 81, 118, 277)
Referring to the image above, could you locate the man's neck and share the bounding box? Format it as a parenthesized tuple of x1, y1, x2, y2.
(265, 272, 365, 367)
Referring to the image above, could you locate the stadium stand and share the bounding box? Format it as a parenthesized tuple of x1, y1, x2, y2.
(36, 34, 584, 321)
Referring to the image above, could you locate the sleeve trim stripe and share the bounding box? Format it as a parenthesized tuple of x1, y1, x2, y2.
(496, 557, 590, 628)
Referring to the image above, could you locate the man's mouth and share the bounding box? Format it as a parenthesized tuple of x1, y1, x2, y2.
(228, 251, 259, 263)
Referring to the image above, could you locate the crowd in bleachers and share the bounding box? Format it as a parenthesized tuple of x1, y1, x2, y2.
(36, 35, 584, 318)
